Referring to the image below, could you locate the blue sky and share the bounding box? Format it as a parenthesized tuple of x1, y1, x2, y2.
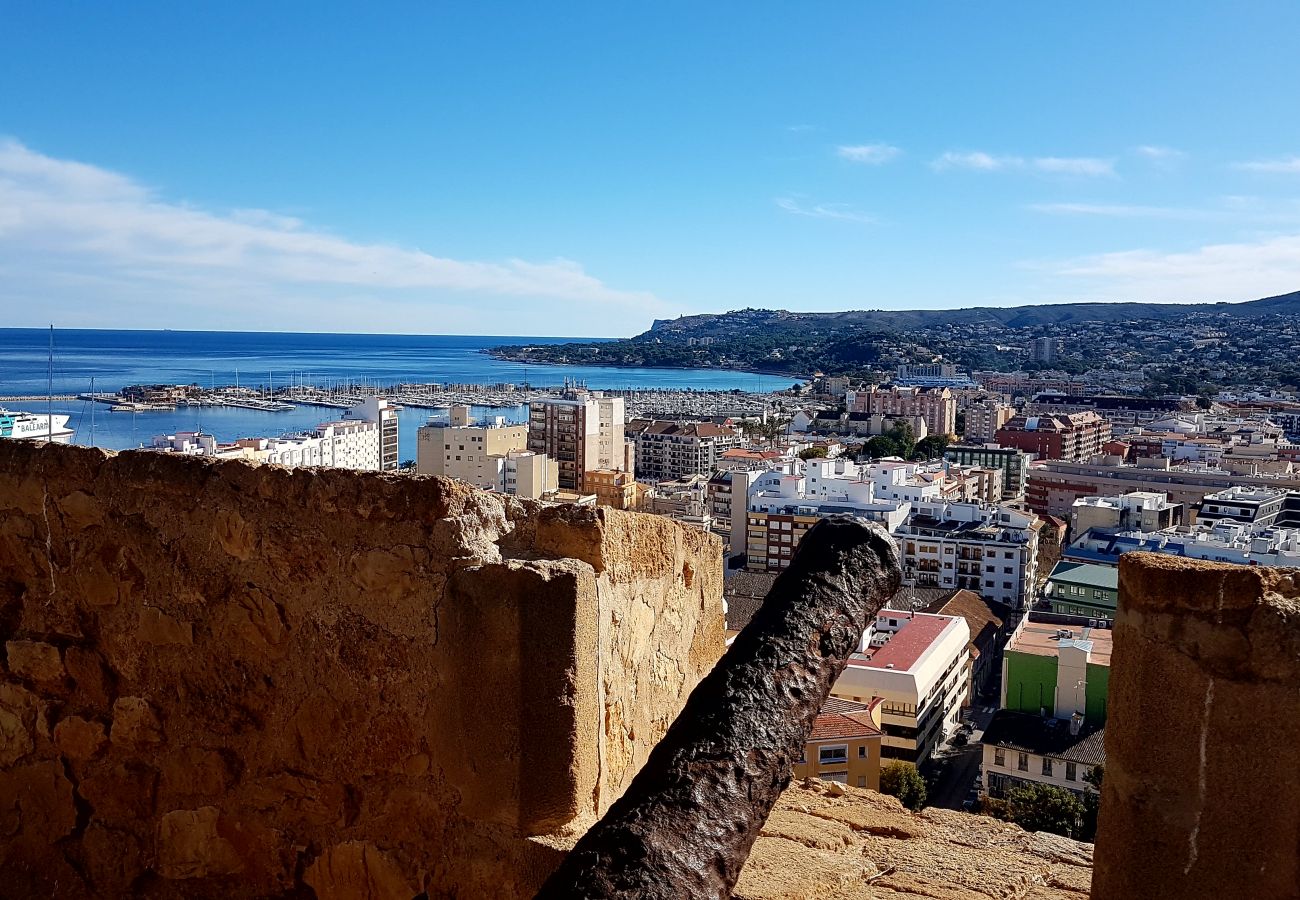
(2, 2, 1299, 336)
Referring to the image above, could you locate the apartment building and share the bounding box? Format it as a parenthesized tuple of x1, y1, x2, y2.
(1028, 337, 1059, 363)
(893, 363, 977, 389)
(584, 468, 644, 510)
(416, 405, 527, 482)
(1043, 561, 1119, 619)
(743, 462, 911, 573)
(964, 400, 1017, 444)
(154, 398, 398, 471)
(831, 611, 972, 764)
(1023, 393, 1191, 428)
(792, 698, 883, 789)
(894, 500, 1041, 610)
(1025, 457, 1300, 518)
(1196, 485, 1300, 528)
(626, 419, 742, 482)
(527, 391, 626, 491)
(1070, 490, 1183, 535)
(995, 411, 1111, 462)
(944, 444, 1030, 500)
(501, 450, 558, 499)
(847, 385, 957, 438)
(1067, 519, 1300, 569)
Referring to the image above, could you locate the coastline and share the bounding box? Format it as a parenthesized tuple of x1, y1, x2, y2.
(483, 348, 809, 383)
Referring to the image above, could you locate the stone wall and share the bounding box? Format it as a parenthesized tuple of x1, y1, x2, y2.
(0, 441, 724, 898)
(1094, 553, 1300, 900)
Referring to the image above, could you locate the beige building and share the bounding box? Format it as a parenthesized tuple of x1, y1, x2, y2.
(965, 400, 1016, 444)
(527, 391, 627, 491)
(792, 697, 883, 789)
(848, 386, 957, 438)
(585, 468, 645, 510)
(417, 405, 557, 499)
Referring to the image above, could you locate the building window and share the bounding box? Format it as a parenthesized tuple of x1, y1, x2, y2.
(994, 748, 1005, 767)
(1042, 757, 1053, 776)
(1066, 761, 1077, 781)
(819, 745, 848, 766)
(857, 776, 866, 788)
(858, 745, 867, 759)
(1017, 752, 1029, 772)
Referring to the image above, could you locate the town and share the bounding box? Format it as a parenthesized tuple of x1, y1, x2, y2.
(56, 338, 1295, 844)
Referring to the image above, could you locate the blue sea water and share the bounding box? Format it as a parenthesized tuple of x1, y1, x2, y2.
(0, 328, 796, 458)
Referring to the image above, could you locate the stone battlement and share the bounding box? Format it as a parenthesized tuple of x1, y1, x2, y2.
(0, 441, 724, 897)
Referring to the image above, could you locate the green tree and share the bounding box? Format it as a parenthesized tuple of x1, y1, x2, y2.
(888, 420, 916, 459)
(1005, 783, 1085, 838)
(912, 434, 950, 460)
(798, 446, 828, 461)
(879, 761, 927, 811)
(863, 435, 900, 459)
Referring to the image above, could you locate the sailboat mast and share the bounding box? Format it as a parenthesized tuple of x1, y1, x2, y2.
(90, 375, 96, 447)
(46, 324, 53, 442)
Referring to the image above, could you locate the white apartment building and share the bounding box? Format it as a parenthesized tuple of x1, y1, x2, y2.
(981, 712, 1105, 800)
(831, 611, 972, 764)
(151, 397, 398, 471)
(527, 391, 626, 491)
(743, 461, 911, 573)
(894, 500, 1041, 609)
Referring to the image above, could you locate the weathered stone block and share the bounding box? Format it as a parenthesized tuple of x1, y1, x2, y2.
(111, 696, 163, 745)
(53, 714, 107, 760)
(5, 640, 64, 682)
(157, 806, 245, 879)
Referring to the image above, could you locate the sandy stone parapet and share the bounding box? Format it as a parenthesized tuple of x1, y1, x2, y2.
(1093, 554, 1300, 900)
(0, 440, 724, 897)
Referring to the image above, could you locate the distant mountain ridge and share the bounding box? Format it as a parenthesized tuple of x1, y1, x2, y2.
(642, 289, 1300, 339)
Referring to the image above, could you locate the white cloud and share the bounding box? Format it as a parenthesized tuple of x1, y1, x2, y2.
(931, 151, 1021, 171)
(836, 143, 901, 165)
(776, 196, 875, 224)
(931, 151, 1114, 176)
(1233, 156, 1300, 174)
(1027, 202, 1210, 220)
(1031, 157, 1115, 177)
(1050, 233, 1300, 302)
(0, 138, 665, 334)
(1135, 145, 1186, 161)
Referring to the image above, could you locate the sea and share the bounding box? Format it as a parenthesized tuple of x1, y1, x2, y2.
(0, 329, 796, 459)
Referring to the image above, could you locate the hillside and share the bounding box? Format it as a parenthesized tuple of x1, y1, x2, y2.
(641, 290, 1300, 340)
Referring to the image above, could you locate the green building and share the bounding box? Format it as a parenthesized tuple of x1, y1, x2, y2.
(1001, 619, 1111, 725)
(1044, 561, 1119, 619)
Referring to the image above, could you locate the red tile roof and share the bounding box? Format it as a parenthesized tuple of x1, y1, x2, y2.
(808, 697, 882, 741)
(850, 614, 956, 673)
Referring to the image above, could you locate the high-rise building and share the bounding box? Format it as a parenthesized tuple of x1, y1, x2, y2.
(943, 444, 1030, 500)
(527, 391, 626, 491)
(964, 400, 1017, 444)
(1028, 337, 1059, 363)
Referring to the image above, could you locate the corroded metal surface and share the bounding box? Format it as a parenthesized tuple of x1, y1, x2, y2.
(536, 516, 901, 900)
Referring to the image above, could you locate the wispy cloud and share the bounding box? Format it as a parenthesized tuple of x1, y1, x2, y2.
(1027, 202, 1210, 220)
(776, 196, 875, 224)
(1028, 196, 1300, 225)
(931, 151, 1114, 177)
(931, 151, 1021, 172)
(1135, 145, 1186, 162)
(1049, 233, 1300, 302)
(1032, 157, 1115, 177)
(0, 138, 664, 333)
(1232, 156, 1300, 174)
(836, 143, 902, 165)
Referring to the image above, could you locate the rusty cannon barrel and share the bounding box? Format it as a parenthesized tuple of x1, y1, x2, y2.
(536, 515, 901, 900)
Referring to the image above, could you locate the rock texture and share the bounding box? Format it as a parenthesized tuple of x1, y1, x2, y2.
(0, 441, 724, 898)
(1094, 554, 1300, 900)
(532, 780, 1093, 899)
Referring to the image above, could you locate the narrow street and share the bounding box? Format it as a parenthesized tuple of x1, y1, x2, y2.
(927, 704, 997, 810)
